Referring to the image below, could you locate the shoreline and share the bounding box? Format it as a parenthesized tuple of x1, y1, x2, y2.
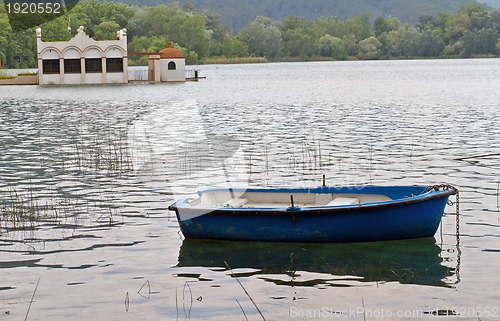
(2, 55, 498, 77)
(198, 54, 499, 66)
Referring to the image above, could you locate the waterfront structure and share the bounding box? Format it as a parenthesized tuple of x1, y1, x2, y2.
(36, 26, 128, 85)
(159, 42, 186, 82)
(145, 43, 186, 82)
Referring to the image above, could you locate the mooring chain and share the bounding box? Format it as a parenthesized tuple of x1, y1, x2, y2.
(454, 186, 461, 284)
(427, 184, 460, 241)
(426, 184, 461, 284)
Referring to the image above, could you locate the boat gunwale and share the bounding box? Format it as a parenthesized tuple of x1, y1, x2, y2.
(168, 186, 456, 216)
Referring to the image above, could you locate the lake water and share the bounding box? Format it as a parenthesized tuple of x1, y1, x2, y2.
(1, 59, 500, 320)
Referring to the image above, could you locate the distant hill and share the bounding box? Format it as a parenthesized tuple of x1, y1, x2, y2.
(480, 0, 500, 8)
(115, 0, 480, 30)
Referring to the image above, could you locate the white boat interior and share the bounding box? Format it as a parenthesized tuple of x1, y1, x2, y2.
(187, 190, 393, 208)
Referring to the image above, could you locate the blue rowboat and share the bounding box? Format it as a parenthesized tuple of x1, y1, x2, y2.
(168, 185, 457, 243)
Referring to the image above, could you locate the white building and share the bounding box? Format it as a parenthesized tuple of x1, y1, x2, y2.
(36, 26, 128, 85)
(146, 42, 186, 82)
(159, 42, 186, 82)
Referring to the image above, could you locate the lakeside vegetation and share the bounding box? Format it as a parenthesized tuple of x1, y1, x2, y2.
(0, 0, 499, 69)
(112, 0, 480, 31)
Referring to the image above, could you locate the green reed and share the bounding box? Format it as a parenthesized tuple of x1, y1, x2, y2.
(70, 127, 133, 175)
(0, 184, 121, 235)
(0, 187, 41, 231)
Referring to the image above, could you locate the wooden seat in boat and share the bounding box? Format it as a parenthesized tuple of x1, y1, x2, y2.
(326, 197, 360, 206)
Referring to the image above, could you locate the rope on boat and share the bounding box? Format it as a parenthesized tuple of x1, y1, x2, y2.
(425, 184, 461, 284)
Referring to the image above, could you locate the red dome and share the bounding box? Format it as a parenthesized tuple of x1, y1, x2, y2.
(159, 42, 184, 59)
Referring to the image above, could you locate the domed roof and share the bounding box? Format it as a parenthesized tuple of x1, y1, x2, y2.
(159, 42, 185, 59)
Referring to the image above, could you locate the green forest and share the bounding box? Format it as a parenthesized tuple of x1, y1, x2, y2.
(1, 0, 500, 69)
(116, 0, 479, 31)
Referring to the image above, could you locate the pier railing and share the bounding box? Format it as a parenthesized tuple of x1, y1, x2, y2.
(128, 68, 149, 81)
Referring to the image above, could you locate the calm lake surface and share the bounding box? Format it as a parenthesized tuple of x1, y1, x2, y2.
(1, 59, 500, 320)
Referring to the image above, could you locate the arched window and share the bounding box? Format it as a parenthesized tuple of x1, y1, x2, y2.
(168, 61, 176, 70)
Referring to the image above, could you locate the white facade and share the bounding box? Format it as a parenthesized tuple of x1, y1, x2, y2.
(36, 26, 128, 85)
(160, 58, 185, 82)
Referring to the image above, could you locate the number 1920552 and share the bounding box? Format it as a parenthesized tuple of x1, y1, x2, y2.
(5, 2, 61, 14)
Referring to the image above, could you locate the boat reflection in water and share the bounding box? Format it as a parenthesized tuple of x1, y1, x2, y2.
(177, 237, 456, 287)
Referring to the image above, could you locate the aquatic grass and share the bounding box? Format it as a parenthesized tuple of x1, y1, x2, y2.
(368, 145, 373, 185)
(289, 136, 324, 174)
(183, 282, 193, 319)
(69, 127, 133, 176)
(24, 276, 41, 321)
(225, 261, 266, 321)
(361, 297, 366, 321)
(256, 136, 325, 173)
(1, 187, 43, 232)
(125, 292, 130, 312)
(0, 183, 122, 237)
(0, 186, 72, 233)
(264, 140, 269, 176)
(245, 135, 256, 174)
(497, 178, 499, 211)
(95, 206, 118, 226)
(137, 280, 151, 299)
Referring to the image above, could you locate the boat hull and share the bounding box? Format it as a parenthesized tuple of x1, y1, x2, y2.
(169, 186, 455, 243)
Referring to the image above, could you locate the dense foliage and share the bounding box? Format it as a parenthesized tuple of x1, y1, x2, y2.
(114, 0, 479, 31)
(0, 0, 499, 69)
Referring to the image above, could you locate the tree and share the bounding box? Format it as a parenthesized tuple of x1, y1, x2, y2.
(375, 17, 403, 56)
(281, 16, 316, 57)
(345, 13, 372, 42)
(175, 15, 210, 58)
(443, 41, 465, 57)
(93, 21, 121, 40)
(231, 39, 249, 57)
(374, 16, 401, 37)
(127, 6, 152, 38)
(282, 16, 311, 32)
(282, 29, 315, 57)
(100, 1, 134, 28)
(222, 35, 249, 57)
(200, 10, 226, 42)
(377, 29, 401, 56)
(0, 6, 12, 66)
(416, 14, 436, 31)
(313, 16, 345, 39)
(342, 34, 358, 57)
(147, 4, 183, 37)
(460, 3, 486, 16)
(417, 27, 445, 57)
(462, 28, 499, 56)
(357, 36, 382, 59)
(222, 36, 233, 57)
(443, 13, 471, 42)
(391, 26, 419, 57)
(241, 16, 282, 58)
(318, 35, 347, 60)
